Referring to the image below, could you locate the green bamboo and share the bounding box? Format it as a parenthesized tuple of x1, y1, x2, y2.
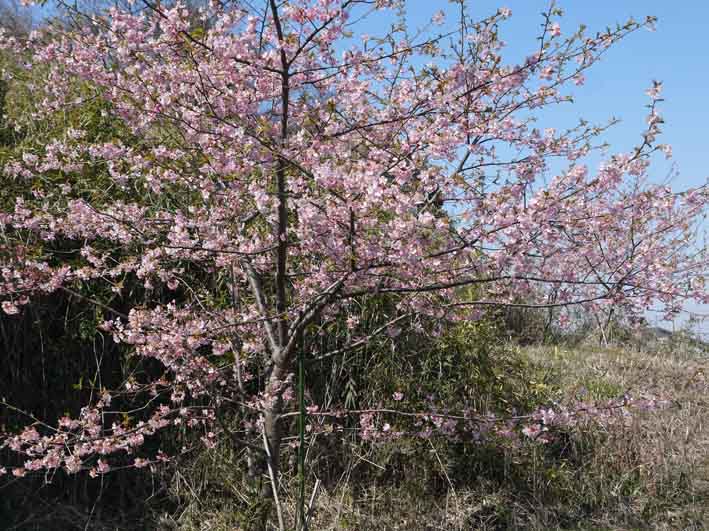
(297, 346, 307, 530)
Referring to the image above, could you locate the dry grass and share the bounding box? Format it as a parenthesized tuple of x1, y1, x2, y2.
(163, 338, 709, 531)
(520, 341, 709, 530)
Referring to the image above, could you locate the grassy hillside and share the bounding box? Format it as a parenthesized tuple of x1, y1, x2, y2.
(2, 327, 706, 530)
(159, 335, 708, 531)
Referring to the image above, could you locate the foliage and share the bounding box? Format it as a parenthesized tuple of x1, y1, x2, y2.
(0, 1, 706, 529)
(162, 340, 709, 530)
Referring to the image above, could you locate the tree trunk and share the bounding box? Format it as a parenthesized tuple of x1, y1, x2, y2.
(261, 363, 287, 497)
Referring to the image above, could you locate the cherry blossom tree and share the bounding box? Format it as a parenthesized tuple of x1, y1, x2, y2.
(0, 0, 706, 518)
(0, 0, 32, 36)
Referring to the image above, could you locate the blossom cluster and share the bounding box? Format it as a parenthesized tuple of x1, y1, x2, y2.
(0, 0, 705, 483)
(353, 393, 673, 445)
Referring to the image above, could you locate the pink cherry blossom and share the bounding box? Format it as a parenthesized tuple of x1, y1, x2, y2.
(646, 80, 663, 100)
(2, 301, 19, 315)
(0, 0, 703, 493)
(521, 424, 543, 439)
(432, 10, 445, 26)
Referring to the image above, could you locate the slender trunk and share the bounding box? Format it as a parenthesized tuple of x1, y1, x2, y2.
(595, 312, 609, 347)
(262, 362, 287, 496)
(260, 0, 291, 499)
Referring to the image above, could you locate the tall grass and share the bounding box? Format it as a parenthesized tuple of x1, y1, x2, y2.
(160, 332, 708, 530)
